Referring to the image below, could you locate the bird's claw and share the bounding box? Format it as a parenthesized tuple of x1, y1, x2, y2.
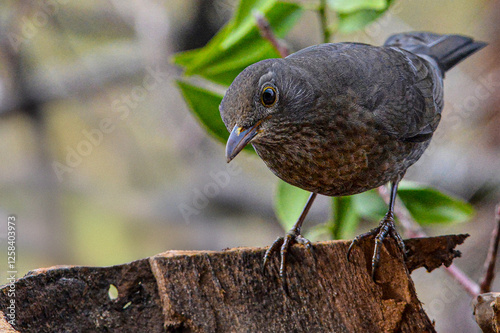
(347, 213, 406, 281)
(263, 229, 314, 292)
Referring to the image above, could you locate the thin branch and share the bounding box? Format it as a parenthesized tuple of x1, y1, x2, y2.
(253, 11, 290, 58)
(377, 185, 481, 297)
(444, 264, 480, 297)
(479, 204, 500, 293)
(318, 0, 331, 44)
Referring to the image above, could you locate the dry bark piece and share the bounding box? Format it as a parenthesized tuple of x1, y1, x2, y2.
(404, 234, 468, 272)
(0, 235, 467, 332)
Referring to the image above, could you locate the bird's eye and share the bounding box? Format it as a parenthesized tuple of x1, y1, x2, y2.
(261, 86, 277, 107)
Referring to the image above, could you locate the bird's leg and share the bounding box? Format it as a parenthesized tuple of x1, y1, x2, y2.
(263, 192, 317, 288)
(347, 181, 407, 280)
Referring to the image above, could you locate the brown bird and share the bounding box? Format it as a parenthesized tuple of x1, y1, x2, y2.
(219, 32, 486, 282)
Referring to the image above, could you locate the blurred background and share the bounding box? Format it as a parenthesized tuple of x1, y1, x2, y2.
(0, 0, 499, 331)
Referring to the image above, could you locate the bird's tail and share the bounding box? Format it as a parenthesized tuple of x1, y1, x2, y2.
(384, 32, 487, 74)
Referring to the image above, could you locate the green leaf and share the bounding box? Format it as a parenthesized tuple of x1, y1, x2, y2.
(336, 0, 393, 33)
(330, 196, 360, 239)
(175, 80, 227, 142)
(274, 180, 311, 230)
(328, 0, 387, 13)
(172, 0, 303, 86)
(172, 48, 205, 68)
(350, 182, 474, 226)
(222, 0, 276, 48)
(398, 182, 475, 225)
(233, 0, 270, 27)
(352, 189, 387, 222)
(176, 79, 256, 154)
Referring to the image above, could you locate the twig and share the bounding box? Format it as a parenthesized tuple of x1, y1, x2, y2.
(318, 0, 331, 44)
(444, 264, 480, 297)
(377, 185, 481, 297)
(253, 11, 290, 58)
(479, 204, 500, 293)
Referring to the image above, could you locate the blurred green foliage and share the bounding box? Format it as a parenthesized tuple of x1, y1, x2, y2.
(173, 0, 475, 239)
(172, 0, 302, 86)
(397, 182, 475, 225)
(275, 181, 311, 230)
(176, 81, 226, 142)
(334, 0, 395, 33)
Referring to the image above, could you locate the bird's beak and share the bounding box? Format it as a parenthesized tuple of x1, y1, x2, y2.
(225, 122, 261, 163)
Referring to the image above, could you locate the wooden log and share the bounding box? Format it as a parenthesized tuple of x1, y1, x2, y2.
(0, 235, 468, 332)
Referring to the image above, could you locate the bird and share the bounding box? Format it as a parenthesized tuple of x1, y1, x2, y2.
(219, 32, 486, 283)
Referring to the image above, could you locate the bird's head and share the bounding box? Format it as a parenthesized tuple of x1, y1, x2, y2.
(220, 58, 315, 163)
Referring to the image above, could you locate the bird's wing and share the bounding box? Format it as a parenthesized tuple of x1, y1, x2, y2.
(369, 46, 443, 142)
(288, 43, 444, 141)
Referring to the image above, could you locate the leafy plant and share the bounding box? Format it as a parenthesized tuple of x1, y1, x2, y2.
(173, 0, 475, 239)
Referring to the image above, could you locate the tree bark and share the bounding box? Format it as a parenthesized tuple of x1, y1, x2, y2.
(0, 235, 468, 332)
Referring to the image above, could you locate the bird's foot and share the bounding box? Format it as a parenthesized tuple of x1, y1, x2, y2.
(263, 228, 314, 292)
(347, 212, 406, 281)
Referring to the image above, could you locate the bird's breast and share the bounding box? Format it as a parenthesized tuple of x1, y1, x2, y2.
(252, 110, 425, 196)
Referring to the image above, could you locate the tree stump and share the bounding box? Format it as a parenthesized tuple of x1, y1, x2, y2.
(0, 235, 468, 332)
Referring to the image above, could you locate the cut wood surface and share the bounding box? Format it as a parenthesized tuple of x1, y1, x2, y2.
(0, 234, 468, 332)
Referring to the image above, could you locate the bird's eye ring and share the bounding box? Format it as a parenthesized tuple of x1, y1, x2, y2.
(260, 86, 277, 107)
